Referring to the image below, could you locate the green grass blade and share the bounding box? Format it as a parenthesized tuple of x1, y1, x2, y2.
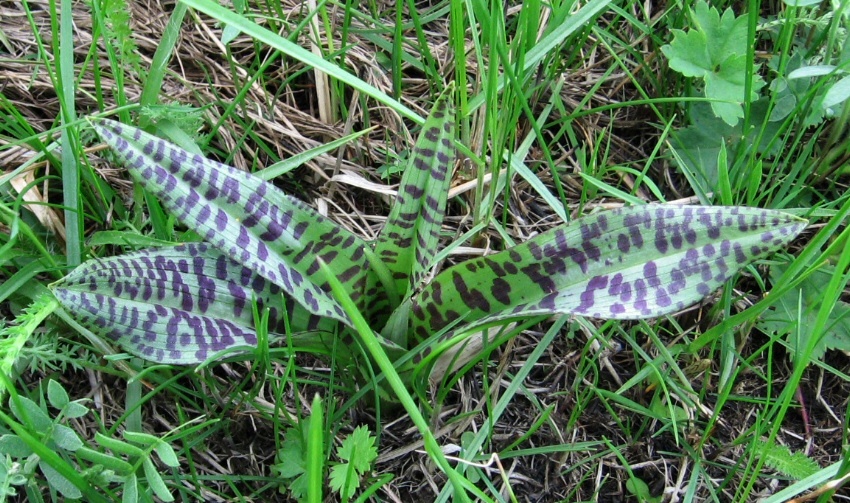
(178, 0, 422, 124)
(52, 243, 333, 364)
(58, 0, 81, 266)
(466, 0, 613, 110)
(306, 393, 324, 503)
(317, 259, 477, 502)
(91, 119, 377, 327)
(139, 3, 188, 108)
(255, 127, 375, 181)
(411, 205, 807, 339)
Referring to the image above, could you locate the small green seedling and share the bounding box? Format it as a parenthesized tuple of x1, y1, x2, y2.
(329, 425, 378, 501)
(273, 422, 379, 502)
(756, 439, 819, 481)
(625, 476, 663, 503)
(273, 422, 311, 501)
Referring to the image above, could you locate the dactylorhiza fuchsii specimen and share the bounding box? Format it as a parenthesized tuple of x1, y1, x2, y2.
(52, 91, 807, 372)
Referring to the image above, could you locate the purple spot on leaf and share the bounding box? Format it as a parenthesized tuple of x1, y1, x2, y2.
(578, 275, 608, 313)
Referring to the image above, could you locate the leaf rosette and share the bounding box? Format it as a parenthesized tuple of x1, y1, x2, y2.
(52, 89, 806, 372)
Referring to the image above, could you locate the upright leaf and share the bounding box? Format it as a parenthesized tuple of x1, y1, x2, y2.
(374, 90, 455, 300)
(410, 205, 806, 340)
(52, 244, 334, 364)
(91, 119, 378, 327)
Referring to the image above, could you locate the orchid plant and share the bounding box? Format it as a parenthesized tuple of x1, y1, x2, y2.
(51, 91, 806, 387)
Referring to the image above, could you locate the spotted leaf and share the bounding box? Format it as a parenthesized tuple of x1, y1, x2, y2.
(409, 205, 807, 340)
(91, 119, 379, 327)
(52, 243, 336, 364)
(373, 89, 455, 300)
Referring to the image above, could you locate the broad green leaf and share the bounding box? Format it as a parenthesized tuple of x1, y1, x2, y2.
(661, 29, 710, 78)
(52, 243, 333, 364)
(52, 424, 83, 452)
(410, 205, 806, 340)
(75, 446, 135, 474)
(0, 434, 33, 458)
(143, 456, 174, 502)
(39, 460, 82, 499)
(374, 88, 455, 300)
(47, 380, 70, 410)
(690, 0, 748, 63)
(91, 119, 378, 327)
(9, 396, 52, 431)
(704, 53, 758, 126)
(153, 441, 179, 468)
(662, 0, 750, 72)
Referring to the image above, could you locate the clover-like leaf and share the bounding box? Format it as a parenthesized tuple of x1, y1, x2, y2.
(91, 119, 380, 328)
(410, 205, 806, 340)
(52, 243, 334, 363)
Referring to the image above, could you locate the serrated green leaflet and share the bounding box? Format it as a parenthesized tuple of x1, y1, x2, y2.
(52, 244, 334, 363)
(409, 205, 807, 340)
(91, 119, 379, 327)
